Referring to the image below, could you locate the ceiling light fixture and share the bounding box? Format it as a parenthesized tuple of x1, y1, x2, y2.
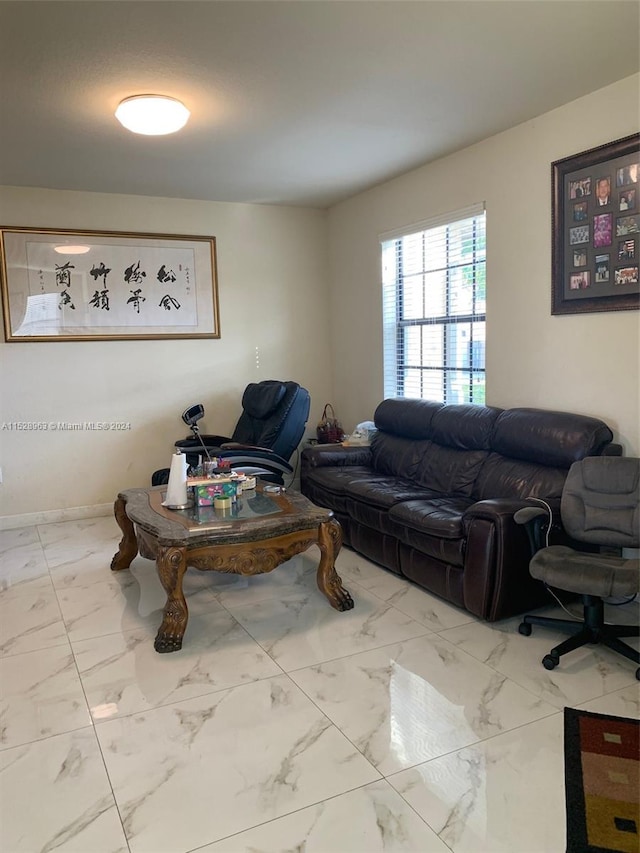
(53, 245, 91, 255)
(115, 95, 190, 136)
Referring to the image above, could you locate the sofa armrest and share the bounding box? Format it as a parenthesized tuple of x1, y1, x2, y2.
(301, 444, 372, 469)
(461, 498, 562, 621)
(463, 497, 562, 528)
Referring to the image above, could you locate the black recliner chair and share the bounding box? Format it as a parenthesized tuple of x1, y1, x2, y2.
(152, 380, 311, 486)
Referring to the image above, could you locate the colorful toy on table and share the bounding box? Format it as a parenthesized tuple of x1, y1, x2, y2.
(187, 470, 247, 506)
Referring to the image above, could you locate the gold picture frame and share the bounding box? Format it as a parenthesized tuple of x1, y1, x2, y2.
(0, 227, 220, 341)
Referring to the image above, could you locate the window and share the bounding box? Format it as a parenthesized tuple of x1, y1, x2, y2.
(381, 204, 486, 405)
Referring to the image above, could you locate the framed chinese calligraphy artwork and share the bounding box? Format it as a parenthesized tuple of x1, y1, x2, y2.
(0, 227, 220, 341)
(552, 133, 640, 315)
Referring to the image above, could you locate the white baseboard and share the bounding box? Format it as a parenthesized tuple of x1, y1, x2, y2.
(0, 502, 113, 531)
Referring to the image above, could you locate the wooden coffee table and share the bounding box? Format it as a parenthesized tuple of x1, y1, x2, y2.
(111, 485, 353, 652)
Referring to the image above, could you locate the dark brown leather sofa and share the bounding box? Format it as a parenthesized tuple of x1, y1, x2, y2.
(300, 399, 618, 621)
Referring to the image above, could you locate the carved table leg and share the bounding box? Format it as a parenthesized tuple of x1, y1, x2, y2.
(316, 518, 353, 612)
(111, 496, 138, 571)
(154, 546, 188, 653)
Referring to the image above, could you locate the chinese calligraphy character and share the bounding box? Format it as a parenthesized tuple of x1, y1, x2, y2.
(127, 288, 146, 313)
(124, 261, 146, 284)
(89, 289, 110, 310)
(55, 262, 75, 288)
(90, 262, 111, 285)
(58, 290, 75, 310)
(157, 264, 177, 284)
(159, 294, 181, 310)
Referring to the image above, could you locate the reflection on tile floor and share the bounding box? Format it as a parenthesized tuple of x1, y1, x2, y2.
(0, 518, 638, 852)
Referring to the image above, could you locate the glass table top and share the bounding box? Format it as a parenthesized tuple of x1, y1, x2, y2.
(119, 485, 332, 545)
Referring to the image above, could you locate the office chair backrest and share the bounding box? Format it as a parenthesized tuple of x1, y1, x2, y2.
(561, 456, 640, 548)
(232, 380, 311, 461)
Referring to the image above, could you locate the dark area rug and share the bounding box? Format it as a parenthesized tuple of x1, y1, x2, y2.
(564, 707, 639, 853)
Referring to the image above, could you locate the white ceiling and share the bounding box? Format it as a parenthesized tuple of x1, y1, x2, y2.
(1, 1, 639, 209)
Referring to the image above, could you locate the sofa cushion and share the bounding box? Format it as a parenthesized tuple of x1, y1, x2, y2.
(415, 446, 489, 496)
(430, 404, 502, 450)
(304, 466, 380, 495)
(300, 466, 375, 516)
(345, 476, 438, 509)
(374, 397, 443, 439)
(398, 528, 466, 568)
(370, 434, 432, 478)
(390, 496, 474, 539)
(388, 496, 473, 568)
(491, 407, 614, 468)
(474, 453, 567, 500)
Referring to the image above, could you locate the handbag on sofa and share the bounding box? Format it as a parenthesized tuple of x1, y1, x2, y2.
(316, 403, 345, 444)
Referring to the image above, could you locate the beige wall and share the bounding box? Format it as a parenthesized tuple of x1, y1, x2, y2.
(0, 188, 330, 517)
(327, 74, 640, 455)
(2, 74, 639, 520)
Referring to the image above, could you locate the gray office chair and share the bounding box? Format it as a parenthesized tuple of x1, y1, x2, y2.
(516, 456, 639, 680)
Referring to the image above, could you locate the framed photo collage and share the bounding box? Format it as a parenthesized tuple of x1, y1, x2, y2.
(552, 134, 640, 314)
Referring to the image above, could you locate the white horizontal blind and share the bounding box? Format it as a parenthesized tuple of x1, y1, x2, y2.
(381, 204, 486, 404)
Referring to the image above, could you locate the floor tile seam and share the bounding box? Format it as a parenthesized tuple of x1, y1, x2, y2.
(0, 636, 71, 660)
(432, 629, 615, 708)
(50, 571, 138, 647)
(211, 573, 381, 616)
(288, 653, 566, 779)
(204, 594, 292, 676)
(383, 594, 480, 633)
(87, 669, 303, 727)
(378, 773, 457, 853)
(0, 720, 96, 754)
(414, 630, 563, 708)
(0, 637, 73, 666)
(0, 580, 55, 604)
(282, 628, 437, 676)
(571, 684, 640, 711)
(337, 574, 478, 635)
(82, 667, 289, 724)
(384, 774, 459, 852)
(210, 560, 434, 640)
(180, 778, 438, 853)
(43, 541, 128, 575)
(82, 706, 134, 853)
(481, 642, 640, 702)
(382, 704, 565, 784)
(66, 624, 99, 733)
(59, 555, 132, 846)
(374, 602, 469, 635)
(0, 631, 97, 753)
(46, 555, 126, 583)
(280, 673, 396, 784)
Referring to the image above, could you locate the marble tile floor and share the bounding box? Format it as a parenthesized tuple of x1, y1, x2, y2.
(0, 516, 638, 853)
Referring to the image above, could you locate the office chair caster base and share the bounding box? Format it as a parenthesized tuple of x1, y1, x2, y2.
(518, 622, 532, 636)
(542, 653, 558, 670)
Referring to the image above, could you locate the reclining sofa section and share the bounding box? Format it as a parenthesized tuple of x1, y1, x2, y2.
(300, 399, 616, 622)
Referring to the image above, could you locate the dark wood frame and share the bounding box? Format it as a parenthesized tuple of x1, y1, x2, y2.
(552, 134, 640, 315)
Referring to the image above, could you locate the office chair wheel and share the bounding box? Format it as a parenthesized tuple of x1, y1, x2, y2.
(542, 654, 558, 670)
(518, 622, 532, 636)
